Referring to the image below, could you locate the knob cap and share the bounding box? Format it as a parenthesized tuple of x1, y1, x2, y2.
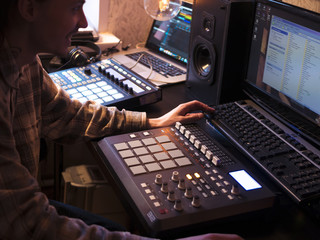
(231, 184, 240, 195)
(191, 195, 201, 208)
(171, 171, 179, 182)
(184, 186, 192, 198)
(155, 174, 162, 185)
(84, 68, 92, 75)
(178, 178, 186, 190)
(174, 199, 183, 211)
(161, 182, 168, 193)
(167, 190, 175, 202)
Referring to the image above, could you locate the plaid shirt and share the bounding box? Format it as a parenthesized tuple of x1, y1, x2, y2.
(0, 40, 153, 240)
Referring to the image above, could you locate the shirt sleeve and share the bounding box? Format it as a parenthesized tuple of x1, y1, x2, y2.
(40, 64, 147, 143)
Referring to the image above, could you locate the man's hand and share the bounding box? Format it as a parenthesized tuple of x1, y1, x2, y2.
(147, 100, 215, 128)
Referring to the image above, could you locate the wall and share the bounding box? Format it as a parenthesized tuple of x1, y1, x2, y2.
(283, 0, 320, 12)
(96, 0, 319, 50)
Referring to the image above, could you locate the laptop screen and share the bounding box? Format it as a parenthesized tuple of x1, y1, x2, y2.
(244, 0, 320, 128)
(145, 1, 193, 65)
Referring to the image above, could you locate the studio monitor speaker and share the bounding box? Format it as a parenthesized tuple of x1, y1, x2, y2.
(186, 0, 255, 106)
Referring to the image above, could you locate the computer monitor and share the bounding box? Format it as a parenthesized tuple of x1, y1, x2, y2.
(244, 0, 320, 144)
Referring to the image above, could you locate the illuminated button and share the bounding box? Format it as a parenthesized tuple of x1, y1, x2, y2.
(186, 174, 193, 180)
(194, 172, 201, 179)
(154, 202, 160, 207)
(145, 189, 151, 194)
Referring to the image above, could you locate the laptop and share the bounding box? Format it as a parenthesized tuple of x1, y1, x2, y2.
(111, 1, 193, 86)
(207, 0, 320, 203)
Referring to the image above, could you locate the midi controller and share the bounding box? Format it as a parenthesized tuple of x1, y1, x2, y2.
(49, 58, 161, 109)
(93, 121, 275, 237)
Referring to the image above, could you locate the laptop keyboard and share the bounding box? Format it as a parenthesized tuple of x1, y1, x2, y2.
(208, 101, 320, 203)
(126, 52, 186, 77)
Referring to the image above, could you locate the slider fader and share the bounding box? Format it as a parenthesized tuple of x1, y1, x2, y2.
(93, 121, 275, 237)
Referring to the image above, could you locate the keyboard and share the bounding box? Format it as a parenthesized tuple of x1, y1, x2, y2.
(208, 100, 320, 203)
(126, 52, 185, 77)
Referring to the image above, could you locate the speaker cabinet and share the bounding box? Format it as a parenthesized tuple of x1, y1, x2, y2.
(186, 0, 255, 105)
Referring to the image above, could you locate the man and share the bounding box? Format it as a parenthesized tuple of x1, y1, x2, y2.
(0, 0, 243, 239)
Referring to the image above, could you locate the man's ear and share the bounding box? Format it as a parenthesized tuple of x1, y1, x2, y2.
(17, 0, 40, 22)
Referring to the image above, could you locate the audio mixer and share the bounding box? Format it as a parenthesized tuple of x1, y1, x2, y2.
(49, 58, 161, 109)
(93, 121, 275, 237)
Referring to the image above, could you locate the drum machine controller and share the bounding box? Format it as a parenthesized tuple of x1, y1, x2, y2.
(93, 121, 275, 237)
(49, 58, 161, 109)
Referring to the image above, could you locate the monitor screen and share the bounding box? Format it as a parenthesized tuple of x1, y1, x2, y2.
(146, 1, 193, 65)
(245, 0, 320, 127)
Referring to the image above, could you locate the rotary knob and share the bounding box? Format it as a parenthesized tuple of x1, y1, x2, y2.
(178, 178, 186, 190)
(231, 184, 240, 195)
(161, 182, 168, 193)
(155, 174, 162, 185)
(171, 171, 179, 182)
(167, 190, 175, 202)
(174, 199, 183, 211)
(184, 186, 193, 198)
(191, 195, 201, 208)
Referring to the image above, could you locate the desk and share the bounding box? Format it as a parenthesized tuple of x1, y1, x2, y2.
(90, 82, 320, 240)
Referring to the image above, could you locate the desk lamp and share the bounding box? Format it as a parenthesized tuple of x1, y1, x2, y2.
(144, 0, 182, 21)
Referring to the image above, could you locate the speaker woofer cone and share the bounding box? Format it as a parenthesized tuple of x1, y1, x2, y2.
(194, 44, 212, 77)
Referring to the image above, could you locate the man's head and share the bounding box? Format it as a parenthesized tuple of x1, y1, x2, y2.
(1, 0, 88, 58)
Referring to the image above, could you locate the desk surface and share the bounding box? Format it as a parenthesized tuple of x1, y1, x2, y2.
(92, 82, 320, 239)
